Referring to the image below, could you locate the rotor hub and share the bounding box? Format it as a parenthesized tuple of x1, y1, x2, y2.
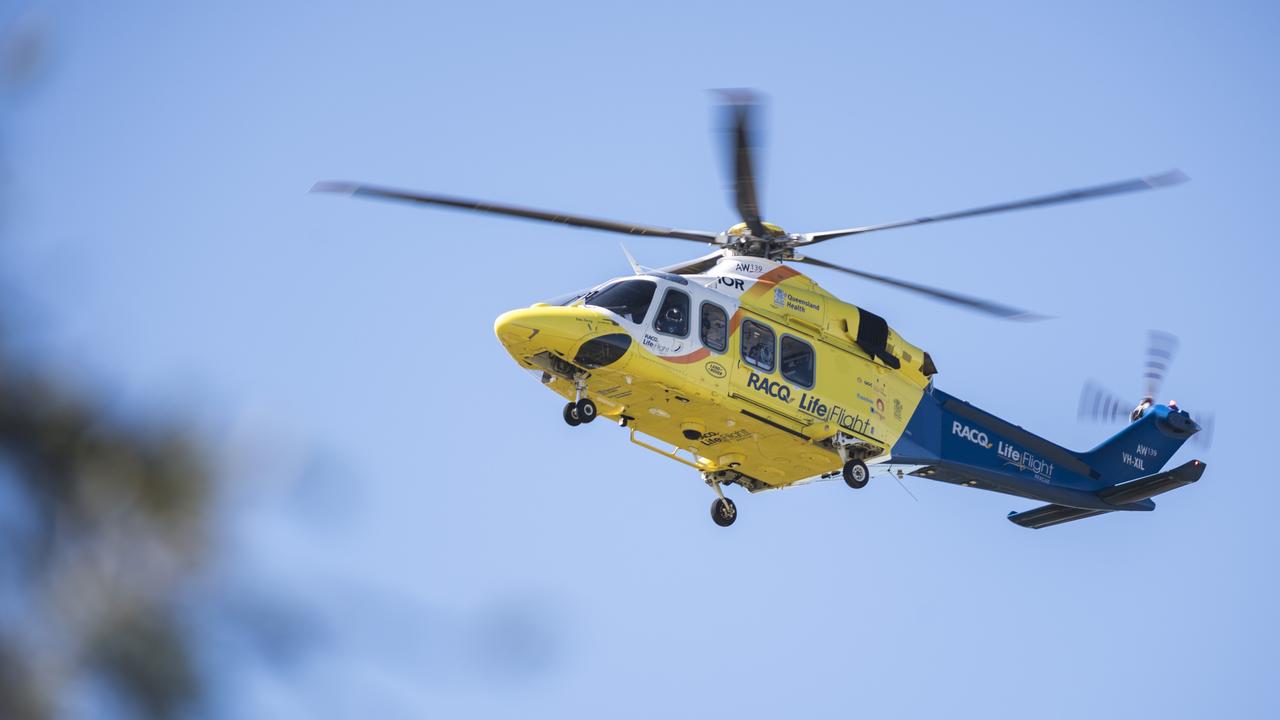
(722, 222, 798, 259)
(726, 221, 787, 238)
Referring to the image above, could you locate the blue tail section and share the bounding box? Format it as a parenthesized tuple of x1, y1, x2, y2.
(891, 387, 1202, 500)
(1076, 404, 1200, 484)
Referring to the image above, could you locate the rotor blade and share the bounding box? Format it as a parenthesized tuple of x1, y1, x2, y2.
(717, 89, 767, 237)
(797, 170, 1189, 246)
(311, 182, 721, 244)
(1143, 330, 1180, 400)
(1190, 411, 1215, 450)
(794, 255, 1045, 320)
(1079, 381, 1130, 424)
(657, 249, 728, 275)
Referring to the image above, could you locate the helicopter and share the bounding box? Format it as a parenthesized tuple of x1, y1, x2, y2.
(313, 91, 1206, 529)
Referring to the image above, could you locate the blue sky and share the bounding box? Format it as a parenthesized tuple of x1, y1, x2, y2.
(5, 1, 1279, 717)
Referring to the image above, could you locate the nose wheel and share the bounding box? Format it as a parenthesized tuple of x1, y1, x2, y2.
(562, 402, 581, 426)
(562, 398, 597, 426)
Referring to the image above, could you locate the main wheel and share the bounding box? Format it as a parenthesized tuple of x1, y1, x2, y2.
(710, 497, 737, 527)
(562, 402, 581, 427)
(576, 398, 597, 424)
(842, 459, 869, 489)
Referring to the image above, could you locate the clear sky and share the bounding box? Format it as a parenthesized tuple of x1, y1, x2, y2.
(5, 1, 1279, 717)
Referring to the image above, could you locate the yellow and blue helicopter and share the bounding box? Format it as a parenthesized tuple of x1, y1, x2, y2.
(315, 92, 1206, 529)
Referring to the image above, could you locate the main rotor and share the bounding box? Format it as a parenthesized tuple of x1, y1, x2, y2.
(313, 90, 1187, 320)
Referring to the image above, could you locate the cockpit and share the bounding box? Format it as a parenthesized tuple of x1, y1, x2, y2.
(580, 279, 656, 324)
(556, 274, 733, 360)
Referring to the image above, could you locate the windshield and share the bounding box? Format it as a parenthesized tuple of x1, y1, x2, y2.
(584, 279, 656, 324)
(546, 287, 592, 306)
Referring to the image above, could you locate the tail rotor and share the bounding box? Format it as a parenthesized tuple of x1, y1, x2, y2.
(1077, 330, 1214, 450)
(1143, 330, 1179, 402)
(1078, 380, 1130, 424)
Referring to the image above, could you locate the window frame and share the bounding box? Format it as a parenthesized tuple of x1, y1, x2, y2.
(779, 334, 817, 389)
(699, 301, 729, 354)
(740, 318, 777, 373)
(653, 287, 692, 338)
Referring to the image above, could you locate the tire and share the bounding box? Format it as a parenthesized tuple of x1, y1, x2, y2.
(576, 398, 597, 424)
(563, 402, 582, 427)
(711, 497, 737, 527)
(843, 459, 869, 489)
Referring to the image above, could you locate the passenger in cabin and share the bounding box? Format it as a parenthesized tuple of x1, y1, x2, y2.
(744, 331, 773, 369)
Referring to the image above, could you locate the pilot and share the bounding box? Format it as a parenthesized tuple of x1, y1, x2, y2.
(658, 304, 685, 334)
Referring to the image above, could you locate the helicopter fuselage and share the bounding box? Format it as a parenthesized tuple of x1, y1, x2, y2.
(495, 255, 934, 490)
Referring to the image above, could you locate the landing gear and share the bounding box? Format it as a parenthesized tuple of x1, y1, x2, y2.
(711, 497, 737, 527)
(562, 402, 581, 427)
(843, 459, 869, 489)
(562, 371, 597, 427)
(704, 471, 737, 527)
(832, 433, 877, 491)
(562, 376, 596, 427)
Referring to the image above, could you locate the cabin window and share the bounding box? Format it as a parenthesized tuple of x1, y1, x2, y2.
(780, 335, 815, 388)
(654, 288, 691, 337)
(741, 319, 775, 372)
(700, 302, 728, 353)
(584, 279, 656, 324)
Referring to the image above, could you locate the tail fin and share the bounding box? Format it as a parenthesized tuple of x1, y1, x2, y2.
(1076, 404, 1200, 485)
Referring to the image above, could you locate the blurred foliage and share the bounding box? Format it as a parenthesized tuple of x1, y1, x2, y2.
(0, 8, 562, 717)
(0, 8, 212, 718)
(0, 327, 215, 720)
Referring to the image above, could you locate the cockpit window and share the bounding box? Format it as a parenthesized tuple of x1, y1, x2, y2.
(654, 288, 691, 337)
(741, 319, 775, 372)
(548, 288, 590, 306)
(583, 279, 656, 324)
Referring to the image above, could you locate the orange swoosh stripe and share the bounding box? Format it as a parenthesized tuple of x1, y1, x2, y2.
(660, 347, 711, 364)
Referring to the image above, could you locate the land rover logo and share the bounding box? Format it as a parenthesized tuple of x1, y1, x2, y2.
(705, 361, 727, 379)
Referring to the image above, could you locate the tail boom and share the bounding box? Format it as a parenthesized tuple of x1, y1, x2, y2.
(890, 387, 1206, 526)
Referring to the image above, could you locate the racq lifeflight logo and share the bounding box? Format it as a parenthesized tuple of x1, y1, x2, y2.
(745, 372, 878, 438)
(951, 421, 1055, 481)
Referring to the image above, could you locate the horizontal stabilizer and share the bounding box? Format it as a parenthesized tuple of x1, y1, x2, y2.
(1099, 459, 1206, 505)
(1008, 505, 1110, 529)
(1009, 460, 1206, 529)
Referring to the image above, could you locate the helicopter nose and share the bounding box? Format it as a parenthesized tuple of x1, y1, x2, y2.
(494, 305, 634, 370)
(495, 305, 581, 350)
